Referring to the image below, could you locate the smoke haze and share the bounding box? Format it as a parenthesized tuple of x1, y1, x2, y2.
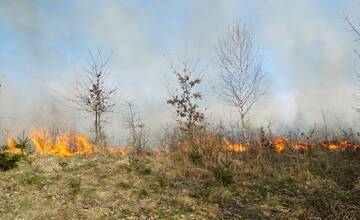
(0, 0, 359, 144)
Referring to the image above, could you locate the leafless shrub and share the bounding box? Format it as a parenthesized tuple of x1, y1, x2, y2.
(158, 124, 183, 152)
(62, 50, 118, 146)
(123, 100, 148, 152)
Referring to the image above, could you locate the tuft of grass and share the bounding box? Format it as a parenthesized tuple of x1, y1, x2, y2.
(168, 197, 194, 214)
(0, 203, 15, 215)
(58, 160, 69, 170)
(136, 188, 149, 199)
(157, 176, 170, 189)
(188, 150, 203, 165)
(212, 165, 233, 186)
(124, 155, 152, 175)
(116, 180, 132, 190)
(18, 197, 32, 210)
(20, 173, 45, 188)
(68, 178, 81, 196)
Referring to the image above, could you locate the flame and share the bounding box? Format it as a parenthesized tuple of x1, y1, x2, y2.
(27, 129, 131, 157)
(270, 137, 288, 153)
(269, 137, 359, 152)
(28, 129, 96, 157)
(290, 142, 309, 152)
(103, 146, 128, 155)
(180, 145, 190, 153)
(175, 141, 190, 153)
(226, 143, 247, 152)
(154, 148, 163, 156)
(29, 129, 53, 155)
(175, 135, 247, 154)
(223, 138, 247, 152)
(6, 129, 359, 157)
(320, 140, 357, 151)
(6, 138, 22, 154)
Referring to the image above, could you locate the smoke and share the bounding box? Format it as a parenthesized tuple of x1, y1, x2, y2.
(0, 0, 359, 144)
(252, 0, 359, 127)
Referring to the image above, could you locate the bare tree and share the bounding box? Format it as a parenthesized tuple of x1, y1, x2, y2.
(344, 15, 360, 111)
(123, 100, 148, 151)
(216, 23, 267, 139)
(166, 56, 205, 136)
(64, 51, 118, 146)
(345, 15, 360, 58)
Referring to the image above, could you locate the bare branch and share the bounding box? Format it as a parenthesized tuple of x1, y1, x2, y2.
(215, 22, 267, 139)
(123, 100, 148, 151)
(61, 50, 118, 146)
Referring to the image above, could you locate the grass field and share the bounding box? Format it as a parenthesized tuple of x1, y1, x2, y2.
(1, 147, 360, 219)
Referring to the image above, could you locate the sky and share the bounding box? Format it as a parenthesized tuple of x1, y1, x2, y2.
(0, 0, 359, 144)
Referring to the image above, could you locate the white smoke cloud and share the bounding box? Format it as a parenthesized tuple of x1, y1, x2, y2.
(0, 0, 359, 144)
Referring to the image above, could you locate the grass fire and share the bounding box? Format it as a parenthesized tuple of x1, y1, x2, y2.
(1, 1, 360, 219)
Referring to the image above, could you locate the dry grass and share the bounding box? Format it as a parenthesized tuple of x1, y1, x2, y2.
(1, 148, 360, 219)
(0, 153, 216, 219)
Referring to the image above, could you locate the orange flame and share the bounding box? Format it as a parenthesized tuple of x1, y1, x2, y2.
(175, 135, 247, 154)
(103, 146, 128, 155)
(269, 137, 359, 152)
(26, 129, 129, 157)
(290, 142, 309, 152)
(270, 137, 288, 153)
(223, 138, 247, 152)
(6, 129, 359, 157)
(6, 138, 22, 154)
(320, 140, 357, 151)
(154, 148, 163, 156)
(28, 129, 95, 157)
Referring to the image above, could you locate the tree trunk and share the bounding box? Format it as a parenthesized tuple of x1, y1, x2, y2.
(94, 112, 99, 145)
(97, 113, 102, 146)
(240, 113, 248, 140)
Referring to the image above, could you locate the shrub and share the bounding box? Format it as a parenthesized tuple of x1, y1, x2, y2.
(212, 165, 234, 186)
(125, 154, 152, 175)
(21, 173, 45, 188)
(211, 156, 235, 186)
(14, 136, 32, 154)
(0, 152, 22, 171)
(125, 155, 141, 172)
(188, 149, 203, 165)
(68, 179, 81, 196)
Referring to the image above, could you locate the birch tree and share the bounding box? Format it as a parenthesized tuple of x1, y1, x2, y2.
(216, 23, 267, 139)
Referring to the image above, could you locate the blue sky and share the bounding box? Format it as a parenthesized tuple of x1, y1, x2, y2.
(0, 0, 359, 139)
